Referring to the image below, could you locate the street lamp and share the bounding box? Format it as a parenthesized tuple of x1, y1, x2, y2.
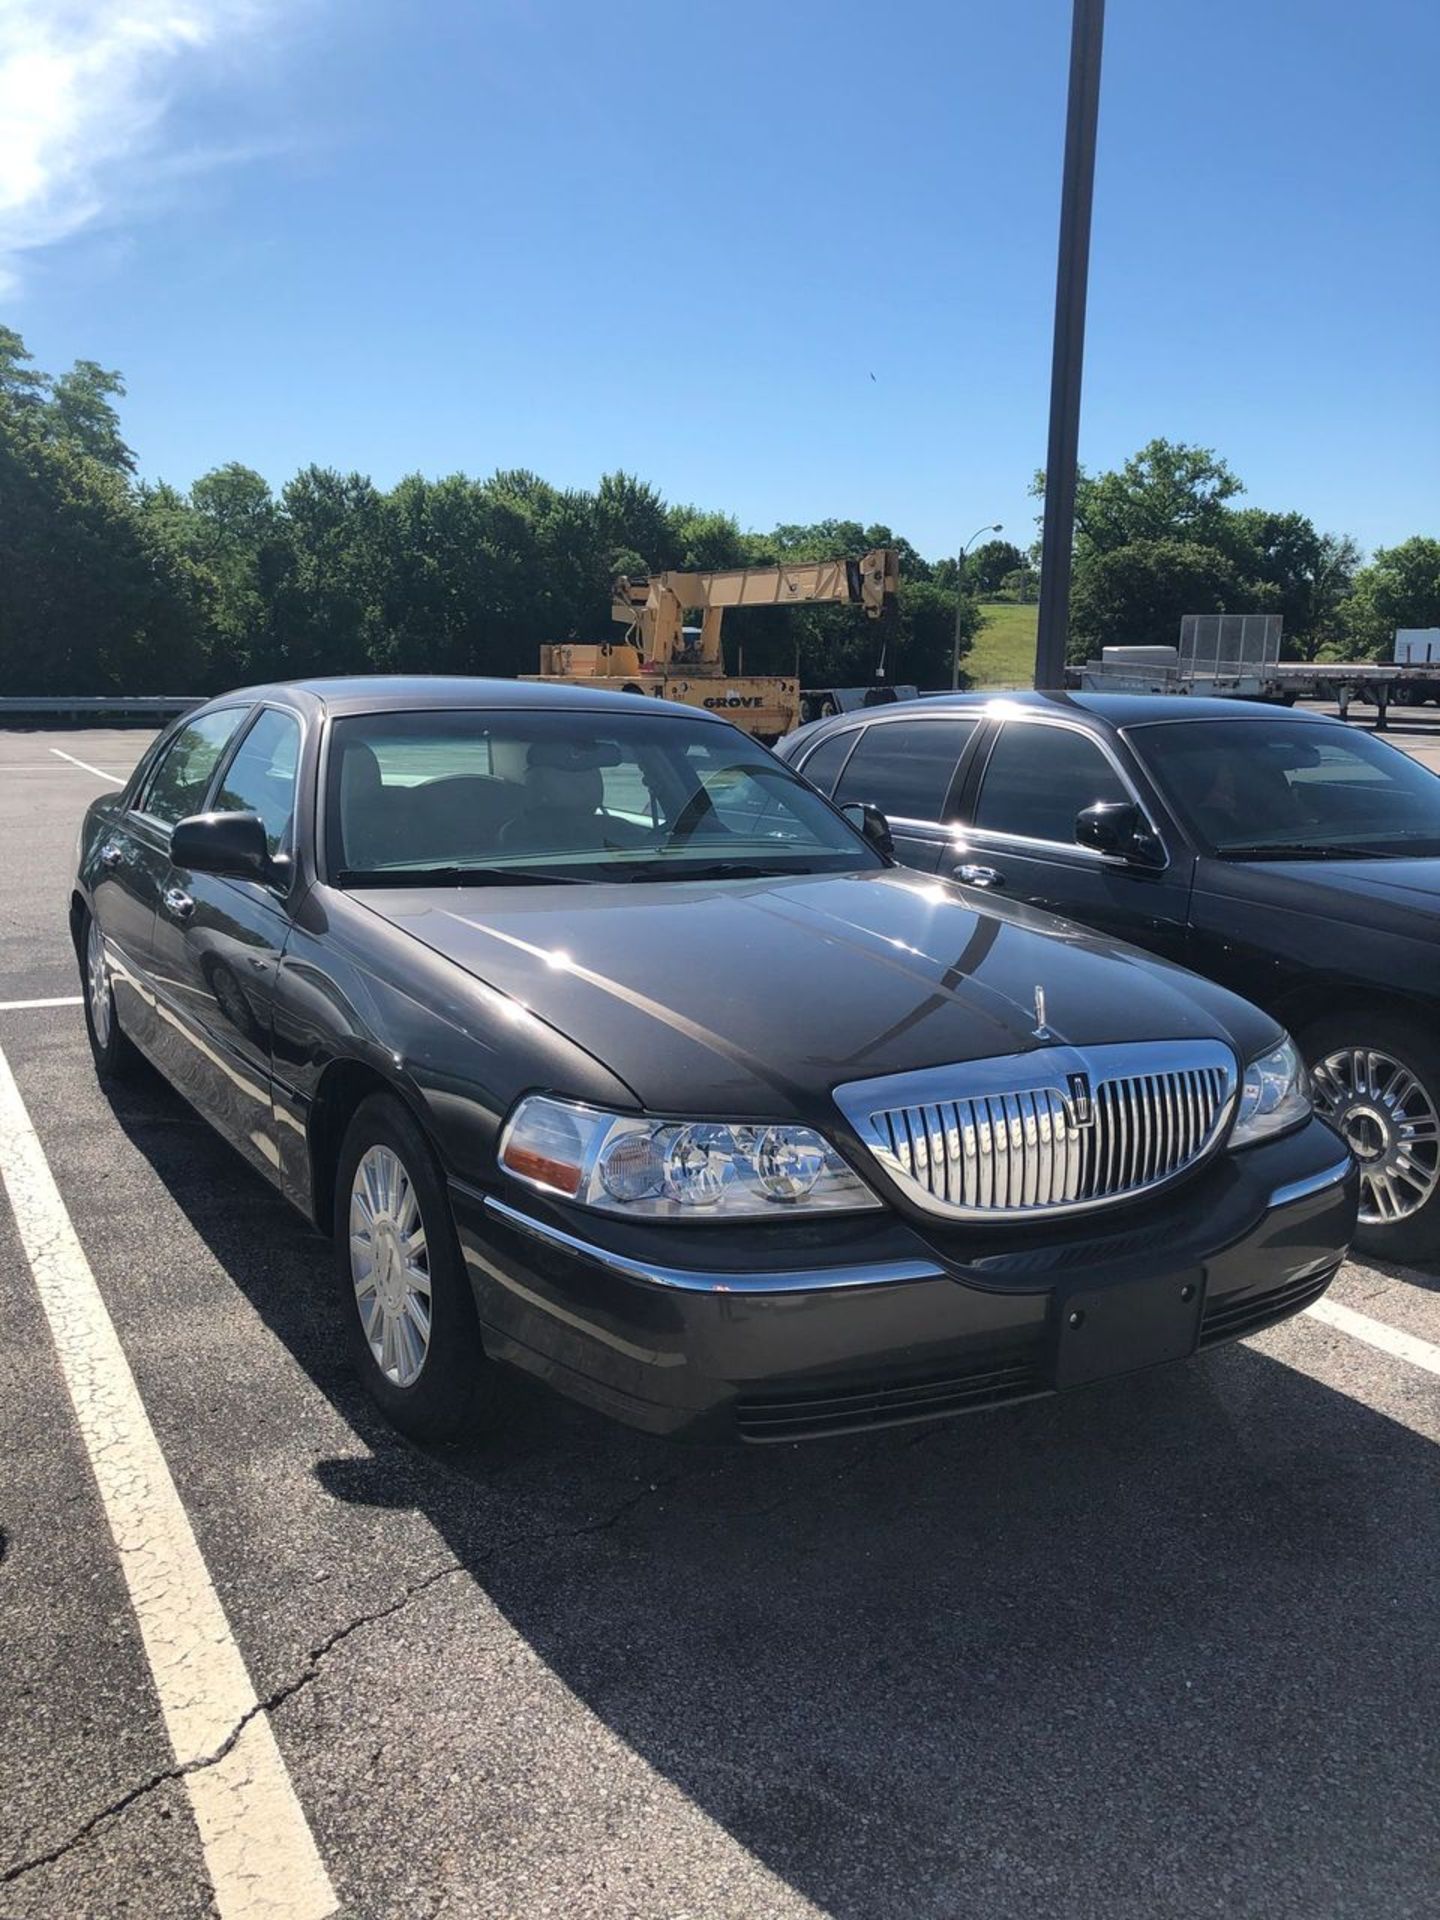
(952, 522, 1003, 689)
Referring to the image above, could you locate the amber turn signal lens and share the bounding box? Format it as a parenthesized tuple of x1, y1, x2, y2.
(500, 1143, 582, 1195)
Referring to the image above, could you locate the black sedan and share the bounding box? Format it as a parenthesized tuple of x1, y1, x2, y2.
(73, 678, 1355, 1442)
(777, 691, 1440, 1260)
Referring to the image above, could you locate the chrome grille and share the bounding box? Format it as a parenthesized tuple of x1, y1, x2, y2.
(834, 1041, 1237, 1220)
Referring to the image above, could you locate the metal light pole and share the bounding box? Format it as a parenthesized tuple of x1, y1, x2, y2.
(952, 522, 1004, 689)
(1033, 0, 1106, 690)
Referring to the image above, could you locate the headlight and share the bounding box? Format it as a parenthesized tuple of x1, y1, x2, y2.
(1229, 1036, 1311, 1148)
(499, 1095, 881, 1219)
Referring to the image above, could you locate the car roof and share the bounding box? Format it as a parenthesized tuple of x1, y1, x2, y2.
(192, 675, 732, 722)
(788, 689, 1337, 740)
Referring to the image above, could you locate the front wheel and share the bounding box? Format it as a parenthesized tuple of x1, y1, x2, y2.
(334, 1094, 502, 1441)
(79, 909, 142, 1083)
(1301, 1012, 1440, 1262)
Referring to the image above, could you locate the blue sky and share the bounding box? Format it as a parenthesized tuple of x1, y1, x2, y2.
(3, 0, 1436, 563)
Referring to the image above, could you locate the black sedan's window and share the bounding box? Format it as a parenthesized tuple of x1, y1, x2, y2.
(830, 718, 976, 822)
(1131, 717, 1440, 857)
(973, 723, 1128, 844)
(213, 708, 302, 855)
(325, 709, 881, 884)
(796, 728, 859, 796)
(141, 708, 247, 827)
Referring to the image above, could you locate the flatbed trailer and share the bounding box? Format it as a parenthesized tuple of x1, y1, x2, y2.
(1271, 661, 1440, 725)
(1076, 658, 1440, 728)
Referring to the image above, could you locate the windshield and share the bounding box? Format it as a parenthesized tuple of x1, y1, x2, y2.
(1132, 717, 1440, 858)
(325, 708, 880, 884)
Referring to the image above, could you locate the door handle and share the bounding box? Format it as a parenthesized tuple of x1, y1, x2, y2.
(954, 863, 1004, 888)
(163, 886, 195, 921)
(99, 844, 125, 870)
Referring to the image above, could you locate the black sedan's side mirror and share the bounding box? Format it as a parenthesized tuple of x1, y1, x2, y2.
(841, 801, 895, 860)
(1075, 800, 1162, 867)
(170, 810, 273, 881)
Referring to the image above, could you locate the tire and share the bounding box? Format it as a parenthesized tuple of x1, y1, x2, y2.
(333, 1093, 502, 1441)
(1300, 1010, 1440, 1262)
(78, 908, 142, 1083)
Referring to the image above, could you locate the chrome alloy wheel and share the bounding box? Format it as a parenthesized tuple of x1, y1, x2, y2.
(86, 917, 112, 1049)
(349, 1145, 432, 1387)
(1311, 1046, 1440, 1226)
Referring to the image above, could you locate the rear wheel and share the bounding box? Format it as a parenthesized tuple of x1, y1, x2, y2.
(334, 1093, 502, 1440)
(79, 909, 141, 1083)
(1301, 1011, 1440, 1261)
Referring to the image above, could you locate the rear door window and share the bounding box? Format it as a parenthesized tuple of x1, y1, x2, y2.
(831, 718, 977, 822)
(796, 729, 860, 796)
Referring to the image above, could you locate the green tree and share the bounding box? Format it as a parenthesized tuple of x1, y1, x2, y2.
(1340, 537, 1440, 659)
(269, 467, 388, 678)
(0, 398, 209, 694)
(48, 360, 135, 472)
(1068, 539, 1242, 659)
(0, 326, 49, 409)
(595, 471, 677, 578)
(968, 538, 1025, 595)
(177, 464, 288, 682)
(1222, 508, 1358, 658)
(1035, 439, 1244, 560)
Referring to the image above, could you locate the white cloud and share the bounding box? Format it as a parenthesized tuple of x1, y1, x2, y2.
(0, 1, 280, 294)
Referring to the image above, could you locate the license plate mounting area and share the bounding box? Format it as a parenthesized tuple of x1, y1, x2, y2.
(1053, 1271, 1205, 1391)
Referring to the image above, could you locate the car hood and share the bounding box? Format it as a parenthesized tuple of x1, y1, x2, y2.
(352, 868, 1277, 1117)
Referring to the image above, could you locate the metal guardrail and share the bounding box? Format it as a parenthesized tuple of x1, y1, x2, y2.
(0, 695, 203, 722)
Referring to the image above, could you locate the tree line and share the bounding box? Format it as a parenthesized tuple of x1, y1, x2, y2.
(0, 330, 973, 698)
(1, 328, 1435, 698)
(1036, 440, 1438, 664)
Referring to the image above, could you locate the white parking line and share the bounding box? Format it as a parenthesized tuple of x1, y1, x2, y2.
(48, 747, 124, 782)
(0, 1042, 336, 1920)
(1306, 1295, 1440, 1377)
(0, 996, 83, 1012)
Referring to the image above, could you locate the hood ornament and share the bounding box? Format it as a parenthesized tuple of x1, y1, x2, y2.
(1032, 985, 1051, 1039)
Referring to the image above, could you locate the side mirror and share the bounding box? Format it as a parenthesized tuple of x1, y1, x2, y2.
(1075, 800, 1162, 867)
(841, 801, 895, 859)
(170, 810, 273, 881)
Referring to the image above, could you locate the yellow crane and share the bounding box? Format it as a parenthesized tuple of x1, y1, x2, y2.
(526, 548, 900, 740)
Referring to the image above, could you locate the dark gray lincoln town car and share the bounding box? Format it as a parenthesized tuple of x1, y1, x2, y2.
(73, 678, 1356, 1443)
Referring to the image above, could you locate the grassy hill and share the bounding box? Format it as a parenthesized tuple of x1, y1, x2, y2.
(965, 600, 1038, 688)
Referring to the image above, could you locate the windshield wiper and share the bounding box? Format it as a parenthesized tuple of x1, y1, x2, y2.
(336, 865, 590, 888)
(619, 860, 809, 883)
(1217, 842, 1398, 861)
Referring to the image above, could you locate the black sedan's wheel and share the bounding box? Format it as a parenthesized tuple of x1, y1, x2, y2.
(1302, 1012, 1440, 1261)
(79, 909, 141, 1083)
(334, 1093, 501, 1441)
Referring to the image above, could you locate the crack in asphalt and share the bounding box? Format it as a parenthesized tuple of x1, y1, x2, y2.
(0, 1555, 465, 1889)
(0, 1464, 695, 1888)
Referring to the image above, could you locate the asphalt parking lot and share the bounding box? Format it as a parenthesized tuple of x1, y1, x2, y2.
(2, 722, 1438, 1920)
